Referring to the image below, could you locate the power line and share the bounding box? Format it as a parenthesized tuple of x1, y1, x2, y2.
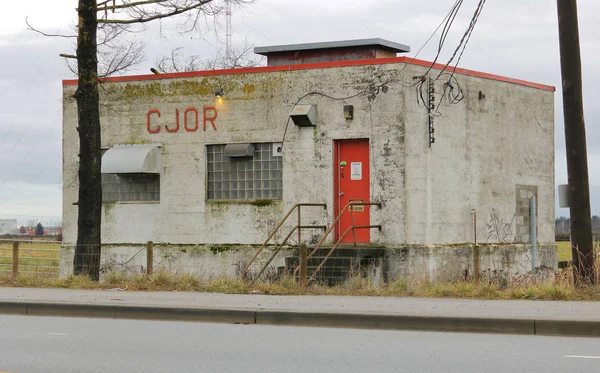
(0, 113, 60, 188)
(415, 0, 487, 111)
(280, 80, 394, 149)
(0, 26, 62, 154)
(399, 0, 495, 70)
(0, 169, 48, 210)
(413, 0, 465, 83)
(278, 0, 479, 149)
(238, 18, 275, 43)
(434, 0, 487, 81)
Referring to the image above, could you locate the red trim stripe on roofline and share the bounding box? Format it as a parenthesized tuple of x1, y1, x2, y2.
(62, 56, 555, 92)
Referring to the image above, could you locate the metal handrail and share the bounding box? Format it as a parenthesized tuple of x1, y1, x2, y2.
(307, 224, 382, 282)
(241, 203, 326, 281)
(293, 201, 381, 276)
(251, 225, 327, 284)
(308, 201, 381, 258)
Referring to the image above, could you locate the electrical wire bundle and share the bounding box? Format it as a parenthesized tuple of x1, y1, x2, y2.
(416, 0, 487, 112)
(280, 0, 488, 147)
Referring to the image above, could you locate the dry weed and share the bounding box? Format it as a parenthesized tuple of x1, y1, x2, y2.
(2, 266, 600, 301)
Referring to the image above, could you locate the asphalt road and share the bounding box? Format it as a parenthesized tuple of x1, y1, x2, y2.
(1, 315, 600, 373)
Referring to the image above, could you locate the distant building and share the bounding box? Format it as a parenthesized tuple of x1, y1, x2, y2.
(61, 38, 556, 282)
(0, 219, 17, 235)
(44, 226, 62, 236)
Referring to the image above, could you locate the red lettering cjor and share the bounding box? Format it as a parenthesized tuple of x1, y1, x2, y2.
(165, 109, 180, 133)
(184, 108, 199, 132)
(147, 110, 161, 133)
(203, 106, 218, 131)
(146, 106, 218, 134)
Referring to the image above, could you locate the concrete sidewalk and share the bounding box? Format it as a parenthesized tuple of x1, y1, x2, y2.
(1, 287, 599, 337)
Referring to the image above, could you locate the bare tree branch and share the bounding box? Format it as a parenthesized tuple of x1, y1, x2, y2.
(99, 39, 146, 77)
(155, 39, 263, 73)
(98, 1, 210, 24)
(98, 0, 164, 12)
(25, 17, 76, 38)
(30, 1, 254, 79)
(28, 0, 256, 280)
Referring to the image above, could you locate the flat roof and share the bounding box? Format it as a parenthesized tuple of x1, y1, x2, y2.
(254, 38, 411, 55)
(62, 57, 555, 92)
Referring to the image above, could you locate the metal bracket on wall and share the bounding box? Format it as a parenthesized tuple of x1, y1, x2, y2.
(427, 76, 435, 147)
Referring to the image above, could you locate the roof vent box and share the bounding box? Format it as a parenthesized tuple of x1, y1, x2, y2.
(290, 104, 317, 127)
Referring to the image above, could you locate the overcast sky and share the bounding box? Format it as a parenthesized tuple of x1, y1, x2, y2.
(0, 0, 598, 225)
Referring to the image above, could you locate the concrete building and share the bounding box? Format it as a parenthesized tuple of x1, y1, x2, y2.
(61, 39, 556, 282)
(0, 219, 17, 235)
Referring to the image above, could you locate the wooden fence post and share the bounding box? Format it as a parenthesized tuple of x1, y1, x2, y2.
(147, 241, 153, 276)
(12, 241, 19, 277)
(299, 243, 308, 286)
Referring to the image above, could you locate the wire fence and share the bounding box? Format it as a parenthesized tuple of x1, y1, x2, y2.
(0, 240, 150, 278)
(61, 242, 154, 278)
(0, 239, 61, 277)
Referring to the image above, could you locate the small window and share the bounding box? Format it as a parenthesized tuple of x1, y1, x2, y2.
(207, 143, 283, 200)
(515, 185, 538, 243)
(102, 173, 160, 202)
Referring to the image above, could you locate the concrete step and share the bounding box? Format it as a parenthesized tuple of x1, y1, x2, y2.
(288, 269, 351, 286)
(282, 246, 384, 286)
(299, 247, 385, 258)
(285, 257, 358, 269)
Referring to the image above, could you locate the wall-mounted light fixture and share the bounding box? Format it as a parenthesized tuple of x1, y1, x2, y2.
(478, 90, 486, 100)
(343, 105, 354, 120)
(224, 143, 253, 157)
(214, 87, 224, 97)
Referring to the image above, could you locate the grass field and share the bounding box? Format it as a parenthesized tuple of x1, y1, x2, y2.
(0, 241, 578, 278)
(1, 269, 599, 301)
(556, 241, 571, 262)
(0, 241, 598, 301)
(0, 242, 60, 274)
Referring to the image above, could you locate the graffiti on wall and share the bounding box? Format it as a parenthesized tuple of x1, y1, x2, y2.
(486, 209, 516, 243)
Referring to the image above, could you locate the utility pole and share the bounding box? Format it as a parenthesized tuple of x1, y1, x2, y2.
(556, 0, 595, 283)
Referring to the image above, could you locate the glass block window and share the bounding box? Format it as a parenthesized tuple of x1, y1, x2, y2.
(102, 173, 160, 202)
(207, 143, 283, 200)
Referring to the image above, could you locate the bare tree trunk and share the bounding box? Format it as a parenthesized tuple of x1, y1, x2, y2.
(73, 0, 102, 280)
(557, 0, 595, 284)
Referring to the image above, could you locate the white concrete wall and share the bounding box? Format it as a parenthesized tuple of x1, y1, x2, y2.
(62, 63, 409, 247)
(402, 65, 554, 245)
(62, 60, 554, 251)
(58, 243, 555, 283)
(386, 244, 556, 282)
(59, 244, 295, 280)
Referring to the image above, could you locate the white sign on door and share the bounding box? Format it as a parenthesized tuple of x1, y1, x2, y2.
(350, 162, 362, 180)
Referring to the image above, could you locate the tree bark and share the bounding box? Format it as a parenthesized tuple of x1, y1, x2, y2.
(557, 0, 595, 284)
(73, 0, 102, 280)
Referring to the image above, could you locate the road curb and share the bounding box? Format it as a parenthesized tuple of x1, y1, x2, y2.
(255, 310, 535, 335)
(1, 301, 599, 337)
(535, 319, 600, 338)
(1, 301, 256, 324)
(0, 301, 27, 315)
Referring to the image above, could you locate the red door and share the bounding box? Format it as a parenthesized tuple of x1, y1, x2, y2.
(334, 139, 370, 243)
